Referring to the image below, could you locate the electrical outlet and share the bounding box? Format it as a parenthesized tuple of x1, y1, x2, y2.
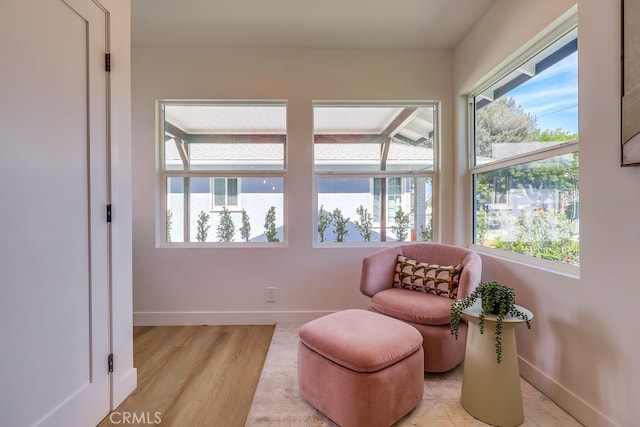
(265, 287, 277, 302)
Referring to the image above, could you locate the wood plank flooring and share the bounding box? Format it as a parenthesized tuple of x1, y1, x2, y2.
(98, 325, 274, 427)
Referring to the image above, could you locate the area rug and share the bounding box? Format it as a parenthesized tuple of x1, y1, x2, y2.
(245, 323, 581, 426)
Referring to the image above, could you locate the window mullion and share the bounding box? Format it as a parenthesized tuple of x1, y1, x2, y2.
(184, 176, 190, 242)
(472, 141, 578, 174)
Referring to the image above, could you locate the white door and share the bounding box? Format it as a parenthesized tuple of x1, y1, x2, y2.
(0, 0, 110, 426)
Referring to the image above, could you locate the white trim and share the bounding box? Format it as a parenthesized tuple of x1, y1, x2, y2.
(133, 310, 336, 326)
(164, 170, 287, 177)
(315, 171, 433, 177)
(518, 357, 621, 427)
(312, 100, 440, 108)
(160, 99, 289, 107)
(472, 140, 578, 174)
(111, 367, 137, 410)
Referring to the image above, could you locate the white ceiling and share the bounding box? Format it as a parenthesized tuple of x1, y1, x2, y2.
(132, 0, 497, 49)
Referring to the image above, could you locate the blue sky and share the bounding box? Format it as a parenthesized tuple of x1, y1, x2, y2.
(508, 52, 578, 134)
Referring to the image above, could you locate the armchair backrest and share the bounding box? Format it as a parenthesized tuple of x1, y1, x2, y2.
(359, 243, 482, 299)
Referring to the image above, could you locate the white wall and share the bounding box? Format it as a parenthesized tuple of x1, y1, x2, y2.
(454, 1, 640, 426)
(132, 48, 454, 324)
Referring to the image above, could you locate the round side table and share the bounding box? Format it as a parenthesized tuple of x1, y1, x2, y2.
(460, 303, 533, 427)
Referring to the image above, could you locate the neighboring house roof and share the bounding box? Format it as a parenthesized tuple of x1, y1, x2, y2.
(165, 138, 434, 170)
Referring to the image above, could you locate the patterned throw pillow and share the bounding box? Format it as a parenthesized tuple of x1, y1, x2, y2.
(392, 255, 463, 299)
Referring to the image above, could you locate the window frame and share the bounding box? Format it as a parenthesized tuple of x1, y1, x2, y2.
(157, 100, 287, 246)
(467, 17, 579, 276)
(312, 101, 440, 246)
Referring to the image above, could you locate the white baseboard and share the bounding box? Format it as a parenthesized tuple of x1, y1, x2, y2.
(111, 367, 137, 410)
(133, 310, 335, 326)
(518, 357, 620, 427)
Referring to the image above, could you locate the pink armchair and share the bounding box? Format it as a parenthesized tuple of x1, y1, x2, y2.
(360, 243, 482, 372)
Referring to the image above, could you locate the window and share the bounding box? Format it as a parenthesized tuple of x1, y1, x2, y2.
(314, 103, 436, 244)
(213, 178, 239, 209)
(161, 101, 286, 244)
(471, 26, 579, 266)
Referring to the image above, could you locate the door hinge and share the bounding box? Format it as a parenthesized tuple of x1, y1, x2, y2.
(105, 53, 111, 72)
(108, 354, 114, 373)
(107, 204, 112, 223)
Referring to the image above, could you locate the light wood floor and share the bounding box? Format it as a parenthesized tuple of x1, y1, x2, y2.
(98, 325, 274, 427)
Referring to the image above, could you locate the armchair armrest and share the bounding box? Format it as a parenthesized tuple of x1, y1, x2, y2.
(457, 252, 482, 299)
(359, 248, 400, 297)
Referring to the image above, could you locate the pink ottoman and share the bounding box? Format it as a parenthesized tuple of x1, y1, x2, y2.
(298, 309, 424, 427)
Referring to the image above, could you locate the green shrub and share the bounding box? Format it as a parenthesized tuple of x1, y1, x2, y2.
(391, 207, 411, 242)
(354, 205, 373, 242)
(492, 207, 579, 264)
(419, 216, 433, 242)
(240, 209, 251, 242)
(264, 206, 279, 242)
(196, 210, 210, 242)
(166, 210, 173, 242)
(332, 208, 349, 242)
(317, 205, 331, 242)
(216, 207, 235, 242)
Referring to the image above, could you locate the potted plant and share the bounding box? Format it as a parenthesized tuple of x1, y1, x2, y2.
(450, 281, 532, 363)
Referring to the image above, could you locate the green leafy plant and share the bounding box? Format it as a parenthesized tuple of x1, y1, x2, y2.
(450, 281, 531, 363)
(216, 207, 235, 242)
(419, 216, 433, 242)
(264, 206, 279, 242)
(317, 205, 331, 242)
(475, 209, 488, 245)
(240, 209, 251, 242)
(196, 210, 210, 242)
(332, 208, 350, 242)
(391, 207, 411, 242)
(354, 205, 373, 242)
(492, 207, 579, 265)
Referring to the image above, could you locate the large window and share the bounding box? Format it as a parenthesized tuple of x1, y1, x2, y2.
(314, 103, 436, 244)
(161, 102, 286, 244)
(471, 26, 579, 266)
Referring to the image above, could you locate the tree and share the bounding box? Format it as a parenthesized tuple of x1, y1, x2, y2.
(216, 207, 235, 242)
(354, 205, 373, 242)
(317, 205, 331, 242)
(391, 207, 411, 242)
(332, 208, 349, 242)
(264, 206, 279, 242)
(475, 209, 488, 245)
(240, 209, 251, 242)
(419, 217, 432, 242)
(196, 210, 210, 242)
(475, 96, 537, 158)
(529, 128, 578, 142)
